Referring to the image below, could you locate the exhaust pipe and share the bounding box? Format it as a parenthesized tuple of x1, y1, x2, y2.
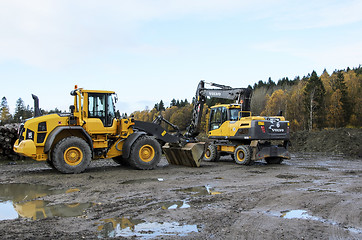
(32, 94, 42, 117)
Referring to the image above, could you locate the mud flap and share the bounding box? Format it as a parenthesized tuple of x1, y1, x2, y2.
(162, 142, 205, 167)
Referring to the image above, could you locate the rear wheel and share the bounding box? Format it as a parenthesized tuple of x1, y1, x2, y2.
(128, 136, 161, 170)
(234, 145, 252, 165)
(265, 157, 283, 164)
(52, 137, 91, 174)
(203, 144, 220, 162)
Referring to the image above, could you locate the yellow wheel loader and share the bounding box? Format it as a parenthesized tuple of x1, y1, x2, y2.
(13, 86, 204, 173)
(193, 81, 291, 165)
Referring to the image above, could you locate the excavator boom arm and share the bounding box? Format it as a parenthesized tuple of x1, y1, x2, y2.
(185, 80, 252, 138)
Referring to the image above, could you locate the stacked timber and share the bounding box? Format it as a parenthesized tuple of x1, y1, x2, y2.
(0, 123, 22, 160)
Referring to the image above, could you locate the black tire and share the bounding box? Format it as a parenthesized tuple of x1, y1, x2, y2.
(203, 144, 220, 162)
(234, 145, 252, 165)
(52, 137, 91, 174)
(46, 159, 56, 170)
(265, 157, 283, 164)
(128, 136, 161, 170)
(113, 156, 130, 166)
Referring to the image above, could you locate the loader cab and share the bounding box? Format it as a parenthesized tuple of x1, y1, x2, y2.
(87, 93, 116, 127)
(71, 88, 118, 134)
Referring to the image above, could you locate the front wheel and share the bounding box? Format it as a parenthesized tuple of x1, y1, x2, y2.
(234, 145, 252, 165)
(128, 136, 161, 170)
(203, 144, 220, 162)
(52, 137, 91, 174)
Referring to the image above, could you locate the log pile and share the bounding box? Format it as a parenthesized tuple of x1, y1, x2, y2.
(0, 123, 22, 160)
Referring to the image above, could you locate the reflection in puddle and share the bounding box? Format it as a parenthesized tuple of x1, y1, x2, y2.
(0, 183, 91, 220)
(14, 200, 92, 220)
(160, 200, 190, 210)
(176, 185, 221, 196)
(0, 201, 18, 220)
(266, 209, 362, 235)
(296, 187, 338, 193)
(120, 178, 164, 184)
(97, 217, 198, 238)
(281, 210, 320, 220)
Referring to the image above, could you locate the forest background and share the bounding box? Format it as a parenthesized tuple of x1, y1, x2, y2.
(1, 66, 361, 133)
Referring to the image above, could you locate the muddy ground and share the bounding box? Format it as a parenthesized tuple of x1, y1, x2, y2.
(0, 152, 361, 239)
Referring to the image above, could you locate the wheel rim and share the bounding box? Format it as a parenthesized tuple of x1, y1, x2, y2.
(139, 144, 155, 162)
(64, 147, 83, 166)
(236, 149, 245, 162)
(204, 149, 211, 159)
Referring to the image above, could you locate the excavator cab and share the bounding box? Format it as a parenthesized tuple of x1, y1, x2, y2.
(208, 105, 251, 132)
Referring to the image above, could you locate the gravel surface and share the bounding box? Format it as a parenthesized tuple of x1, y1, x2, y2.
(0, 153, 361, 239)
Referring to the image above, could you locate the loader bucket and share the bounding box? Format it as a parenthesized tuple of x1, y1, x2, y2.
(162, 142, 205, 167)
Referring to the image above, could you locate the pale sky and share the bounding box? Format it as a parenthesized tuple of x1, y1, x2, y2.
(1, 0, 361, 114)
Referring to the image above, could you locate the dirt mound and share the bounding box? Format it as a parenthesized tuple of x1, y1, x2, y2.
(290, 128, 362, 157)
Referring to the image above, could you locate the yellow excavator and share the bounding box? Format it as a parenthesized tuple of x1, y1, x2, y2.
(193, 81, 291, 165)
(13, 86, 204, 173)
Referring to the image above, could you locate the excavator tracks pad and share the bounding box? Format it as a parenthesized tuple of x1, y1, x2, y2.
(162, 142, 205, 167)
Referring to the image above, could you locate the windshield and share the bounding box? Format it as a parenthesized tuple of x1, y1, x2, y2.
(229, 108, 240, 121)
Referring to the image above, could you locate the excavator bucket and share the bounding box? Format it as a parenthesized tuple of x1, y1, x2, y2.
(162, 142, 205, 167)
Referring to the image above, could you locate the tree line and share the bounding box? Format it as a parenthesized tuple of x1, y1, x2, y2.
(1, 66, 361, 132)
(0, 97, 61, 125)
(132, 66, 361, 132)
(253, 66, 361, 131)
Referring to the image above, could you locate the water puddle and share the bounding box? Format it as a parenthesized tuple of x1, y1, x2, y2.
(296, 187, 339, 193)
(265, 209, 362, 234)
(281, 209, 320, 220)
(120, 178, 164, 184)
(0, 183, 91, 220)
(176, 185, 221, 196)
(159, 200, 190, 210)
(97, 217, 198, 238)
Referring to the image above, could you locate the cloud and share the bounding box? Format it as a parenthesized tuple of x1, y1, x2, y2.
(253, 38, 362, 73)
(0, 0, 253, 68)
(268, 0, 362, 30)
(0, 0, 361, 70)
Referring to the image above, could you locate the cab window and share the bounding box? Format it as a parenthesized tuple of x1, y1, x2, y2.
(209, 107, 227, 130)
(106, 94, 116, 125)
(88, 93, 115, 127)
(229, 108, 240, 121)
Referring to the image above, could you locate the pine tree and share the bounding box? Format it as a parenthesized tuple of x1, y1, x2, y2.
(13, 98, 26, 122)
(304, 71, 325, 131)
(330, 71, 351, 124)
(158, 100, 165, 111)
(170, 99, 177, 107)
(1, 97, 12, 124)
